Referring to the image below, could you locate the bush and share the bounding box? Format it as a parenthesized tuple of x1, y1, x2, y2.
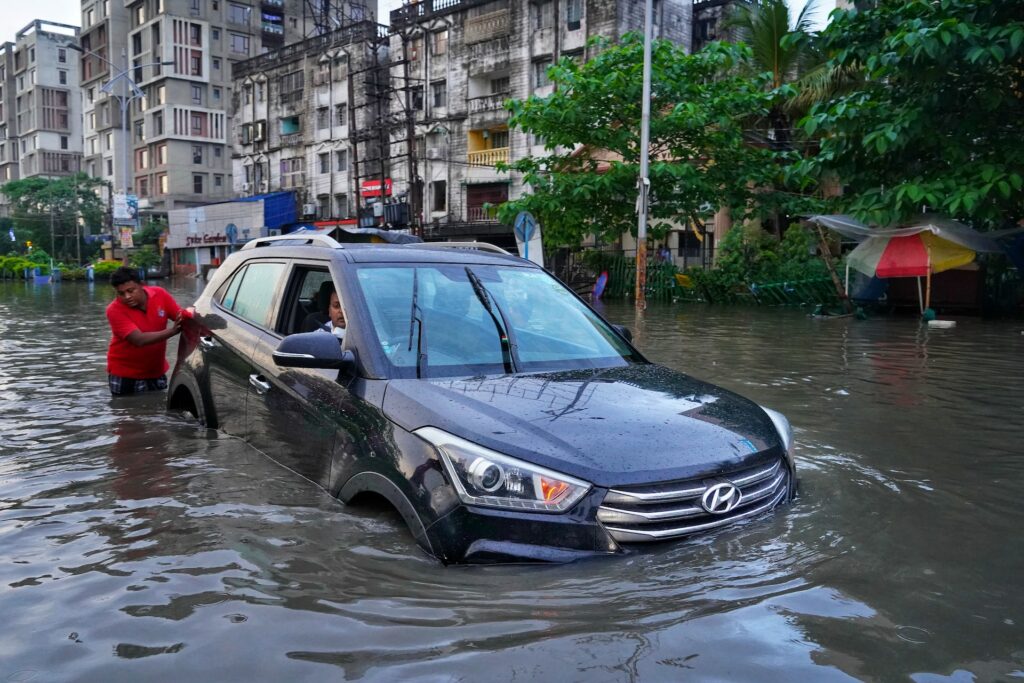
(93, 260, 122, 279)
(129, 246, 161, 269)
(0, 255, 32, 278)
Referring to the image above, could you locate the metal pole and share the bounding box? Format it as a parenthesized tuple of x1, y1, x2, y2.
(635, 0, 653, 310)
(49, 205, 55, 272)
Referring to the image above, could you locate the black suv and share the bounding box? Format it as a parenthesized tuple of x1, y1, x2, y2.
(168, 234, 795, 564)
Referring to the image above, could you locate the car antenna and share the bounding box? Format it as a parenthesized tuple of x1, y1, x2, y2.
(465, 267, 518, 374)
(407, 267, 428, 378)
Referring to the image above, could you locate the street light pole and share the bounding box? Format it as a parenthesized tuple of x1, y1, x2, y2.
(635, 0, 654, 310)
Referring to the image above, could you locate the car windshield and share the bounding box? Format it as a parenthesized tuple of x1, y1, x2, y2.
(355, 263, 641, 378)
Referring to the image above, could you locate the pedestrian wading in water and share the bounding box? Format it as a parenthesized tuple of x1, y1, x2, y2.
(105, 266, 192, 396)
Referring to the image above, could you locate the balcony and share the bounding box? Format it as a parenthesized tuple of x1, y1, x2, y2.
(467, 147, 508, 167)
(465, 9, 510, 45)
(262, 23, 284, 36)
(468, 92, 508, 114)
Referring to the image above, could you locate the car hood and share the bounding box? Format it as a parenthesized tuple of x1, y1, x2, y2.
(382, 364, 783, 487)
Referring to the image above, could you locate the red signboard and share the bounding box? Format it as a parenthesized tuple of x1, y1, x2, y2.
(360, 178, 393, 197)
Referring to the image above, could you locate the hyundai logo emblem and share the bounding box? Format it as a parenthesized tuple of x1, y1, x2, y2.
(701, 482, 741, 514)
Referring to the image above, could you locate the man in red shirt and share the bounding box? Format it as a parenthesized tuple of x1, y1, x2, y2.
(106, 267, 192, 396)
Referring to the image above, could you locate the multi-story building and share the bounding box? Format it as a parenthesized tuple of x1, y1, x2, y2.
(386, 0, 693, 244)
(231, 16, 385, 222)
(0, 21, 83, 191)
(78, 0, 333, 218)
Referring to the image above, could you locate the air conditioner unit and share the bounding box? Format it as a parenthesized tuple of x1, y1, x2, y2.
(267, 228, 281, 237)
(259, 181, 269, 192)
(242, 182, 251, 191)
(302, 203, 318, 216)
(426, 147, 441, 160)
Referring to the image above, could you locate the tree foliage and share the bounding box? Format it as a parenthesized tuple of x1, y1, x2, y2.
(497, 35, 802, 246)
(794, 0, 1024, 227)
(0, 174, 108, 262)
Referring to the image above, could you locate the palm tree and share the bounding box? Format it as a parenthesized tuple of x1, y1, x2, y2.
(724, 0, 823, 148)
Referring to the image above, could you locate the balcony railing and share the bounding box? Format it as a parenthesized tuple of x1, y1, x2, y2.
(466, 206, 500, 223)
(262, 23, 284, 35)
(467, 147, 508, 166)
(468, 92, 509, 114)
(465, 9, 510, 45)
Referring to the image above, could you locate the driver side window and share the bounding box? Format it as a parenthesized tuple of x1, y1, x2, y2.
(280, 265, 346, 335)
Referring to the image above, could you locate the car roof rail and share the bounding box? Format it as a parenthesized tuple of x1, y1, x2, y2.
(240, 233, 342, 250)
(420, 241, 511, 255)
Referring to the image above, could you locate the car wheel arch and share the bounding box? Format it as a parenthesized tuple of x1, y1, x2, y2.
(338, 472, 437, 560)
(167, 372, 216, 428)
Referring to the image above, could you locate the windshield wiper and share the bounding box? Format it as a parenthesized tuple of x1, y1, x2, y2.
(407, 267, 428, 378)
(465, 267, 519, 374)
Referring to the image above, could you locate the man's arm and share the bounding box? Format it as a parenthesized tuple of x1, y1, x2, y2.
(124, 319, 181, 346)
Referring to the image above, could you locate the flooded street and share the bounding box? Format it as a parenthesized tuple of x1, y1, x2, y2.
(2, 278, 1022, 681)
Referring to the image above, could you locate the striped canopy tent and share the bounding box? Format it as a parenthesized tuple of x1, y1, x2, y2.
(809, 215, 1004, 312)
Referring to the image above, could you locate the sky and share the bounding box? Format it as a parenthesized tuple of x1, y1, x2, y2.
(1, 0, 835, 38)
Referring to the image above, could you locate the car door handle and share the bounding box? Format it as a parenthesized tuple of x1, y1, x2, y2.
(249, 374, 272, 394)
(199, 336, 217, 350)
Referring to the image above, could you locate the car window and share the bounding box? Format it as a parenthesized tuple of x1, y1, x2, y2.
(216, 264, 246, 309)
(279, 265, 341, 335)
(355, 264, 638, 377)
(229, 261, 287, 328)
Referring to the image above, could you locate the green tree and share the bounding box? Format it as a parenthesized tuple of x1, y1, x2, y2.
(795, 0, 1024, 227)
(497, 36, 803, 247)
(0, 174, 108, 263)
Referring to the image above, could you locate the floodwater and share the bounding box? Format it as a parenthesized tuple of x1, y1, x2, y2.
(1, 278, 1022, 682)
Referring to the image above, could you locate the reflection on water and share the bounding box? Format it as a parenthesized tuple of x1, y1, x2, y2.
(1, 280, 1022, 681)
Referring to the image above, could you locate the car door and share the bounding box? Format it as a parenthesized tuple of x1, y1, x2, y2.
(246, 262, 345, 488)
(203, 260, 287, 436)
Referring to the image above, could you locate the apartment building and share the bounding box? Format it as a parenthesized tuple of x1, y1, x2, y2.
(385, 0, 693, 243)
(0, 22, 83, 189)
(231, 15, 385, 222)
(78, 0, 324, 217)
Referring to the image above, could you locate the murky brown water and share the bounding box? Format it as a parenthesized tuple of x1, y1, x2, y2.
(2, 278, 1022, 681)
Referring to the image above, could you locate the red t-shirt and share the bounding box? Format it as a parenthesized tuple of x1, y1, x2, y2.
(106, 286, 189, 379)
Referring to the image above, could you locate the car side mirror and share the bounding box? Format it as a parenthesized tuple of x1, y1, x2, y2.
(612, 324, 633, 343)
(273, 331, 355, 370)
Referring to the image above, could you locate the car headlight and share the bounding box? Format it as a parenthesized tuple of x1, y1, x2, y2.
(415, 427, 591, 513)
(761, 406, 794, 455)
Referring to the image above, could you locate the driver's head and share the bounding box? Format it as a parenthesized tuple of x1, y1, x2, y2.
(328, 290, 346, 329)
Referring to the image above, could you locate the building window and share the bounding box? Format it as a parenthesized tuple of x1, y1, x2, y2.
(191, 113, 204, 136)
(214, 146, 222, 158)
(193, 174, 204, 194)
(57, 48, 67, 64)
(57, 70, 67, 85)
(228, 3, 249, 24)
(318, 152, 329, 174)
(212, 57, 221, 70)
(158, 173, 168, 193)
(214, 174, 223, 188)
(157, 143, 166, 164)
(533, 59, 553, 88)
(431, 30, 448, 56)
(490, 76, 510, 94)
(316, 107, 329, 129)
(335, 149, 348, 172)
(318, 195, 331, 218)
(138, 178, 149, 197)
(189, 0, 200, 14)
(280, 157, 303, 188)
(138, 148, 149, 169)
(431, 80, 447, 108)
(412, 86, 424, 111)
(566, 0, 582, 30)
(229, 33, 249, 54)
(193, 145, 203, 163)
(213, 86, 221, 101)
(334, 193, 348, 217)
(107, 159, 114, 175)
(60, 136, 69, 150)
(190, 55, 202, 76)
(212, 28, 220, 40)
(533, 1, 553, 30)
(432, 180, 447, 212)
(335, 104, 345, 126)
(243, 84, 252, 104)
(153, 112, 164, 135)
(280, 115, 300, 135)
(191, 84, 202, 104)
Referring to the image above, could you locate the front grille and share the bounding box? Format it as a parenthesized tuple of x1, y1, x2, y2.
(597, 459, 790, 543)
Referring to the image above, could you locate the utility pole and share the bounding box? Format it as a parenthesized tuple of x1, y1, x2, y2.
(635, 0, 654, 310)
(49, 204, 55, 273)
